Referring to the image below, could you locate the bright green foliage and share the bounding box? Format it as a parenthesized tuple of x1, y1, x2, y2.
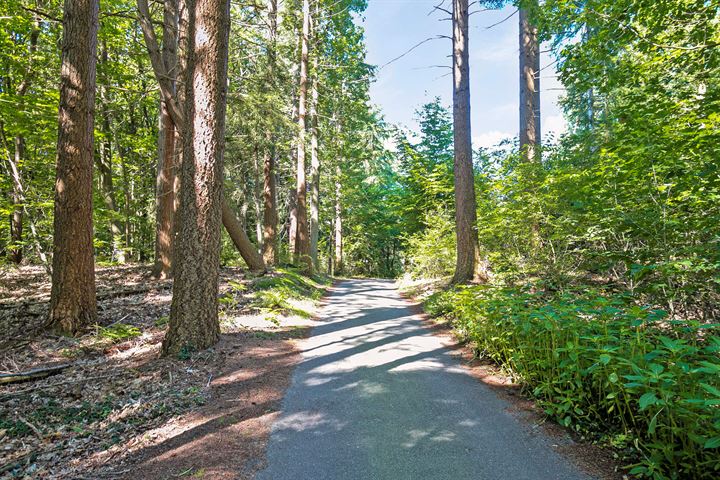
(0, 0, 394, 276)
(405, 208, 456, 279)
(222, 0, 395, 275)
(426, 285, 720, 478)
(395, 100, 455, 236)
(251, 268, 329, 318)
(97, 323, 142, 342)
(0, 0, 160, 264)
(404, 1, 720, 477)
(340, 120, 404, 277)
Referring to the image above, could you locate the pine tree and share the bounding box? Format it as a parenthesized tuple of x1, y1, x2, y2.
(49, 0, 100, 334)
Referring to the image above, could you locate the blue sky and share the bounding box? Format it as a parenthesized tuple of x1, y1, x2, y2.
(359, 0, 566, 148)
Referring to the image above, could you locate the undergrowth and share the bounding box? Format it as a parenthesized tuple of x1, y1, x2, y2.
(253, 268, 328, 316)
(425, 284, 720, 479)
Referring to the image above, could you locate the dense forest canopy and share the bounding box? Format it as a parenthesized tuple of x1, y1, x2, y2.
(1, 0, 720, 477)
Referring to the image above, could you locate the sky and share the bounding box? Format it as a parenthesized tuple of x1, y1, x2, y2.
(359, 0, 567, 149)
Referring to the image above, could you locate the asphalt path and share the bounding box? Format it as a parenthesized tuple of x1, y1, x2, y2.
(255, 279, 592, 480)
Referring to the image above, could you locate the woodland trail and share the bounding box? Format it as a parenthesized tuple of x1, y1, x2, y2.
(255, 279, 593, 480)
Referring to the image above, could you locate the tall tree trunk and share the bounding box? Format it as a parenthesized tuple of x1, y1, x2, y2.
(252, 148, 263, 249)
(288, 182, 297, 255)
(2, 128, 50, 269)
(163, 0, 231, 356)
(10, 136, 24, 264)
(152, 0, 179, 278)
(118, 141, 133, 259)
(262, 143, 278, 265)
(309, 56, 320, 270)
(261, 0, 279, 266)
(334, 165, 343, 275)
(222, 199, 266, 272)
(293, 0, 312, 273)
(451, 0, 485, 284)
(49, 0, 99, 334)
(98, 44, 125, 263)
(288, 103, 299, 258)
(139, 0, 262, 272)
(519, 3, 541, 162)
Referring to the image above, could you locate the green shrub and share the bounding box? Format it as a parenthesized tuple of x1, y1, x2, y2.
(426, 285, 720, 479)
(97, 323, 141, 342)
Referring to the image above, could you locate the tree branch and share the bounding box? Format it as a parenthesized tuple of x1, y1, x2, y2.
(136, 0, 184, 127)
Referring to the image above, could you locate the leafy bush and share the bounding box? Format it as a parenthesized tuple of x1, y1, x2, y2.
(426, 285, 720, 479)
(405, 209, 456, 279)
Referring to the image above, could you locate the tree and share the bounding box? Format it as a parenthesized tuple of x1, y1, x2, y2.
(138, 0, 264, 274)
(261, 0, 279, 266)
(48, 0, 100, 334)
(162, 0, 231, 355)
(97, 42, 127, 263)
(450, 0, 485, 284)
(519, 0, 541, 161)
(222, 197, 266, 272)
(308, 0, 321, 270)
(292, 0, 312, 273)
(5, 11, 40, 264)
(152, 0, 179, 278)
(308, 50, 320, 270)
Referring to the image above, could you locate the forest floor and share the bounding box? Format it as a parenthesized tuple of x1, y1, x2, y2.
(0, 264, 330, 479)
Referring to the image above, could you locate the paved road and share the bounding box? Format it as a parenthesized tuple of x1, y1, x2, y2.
(255, 279, 591, 480)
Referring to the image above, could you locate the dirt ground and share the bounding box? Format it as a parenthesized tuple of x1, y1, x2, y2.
(0, 265, 325, 479)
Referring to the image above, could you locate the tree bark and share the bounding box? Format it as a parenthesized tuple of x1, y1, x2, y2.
(3, 129, 49, 269)
(334, 165, 343, 275)
(49, 0, 99, 334)
(309, 55, 320, 270)
(262, 142, 278, 265)
(288, 182, 297, 255)
(10, 136, 24, 264)
(118, 141, 133, 259)
(152, 0, 179, 278)
(451, 0, 486, 284)
(252, 148, 263, 249)
(98, 44, 126, 263)
(519, 4, 541, 162)
(222, 198, 266, 272)
(138, 0, 262, 274)
(293, 0, 312, 274)
(163, 0, 231, 356)
(261, 0, 279, 266)
(7, 11, 41, 264)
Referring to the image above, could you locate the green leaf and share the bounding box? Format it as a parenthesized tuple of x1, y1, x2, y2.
(700, 383, 720, 398)
(638, 392, 658, 410)
(704, 437, 720, 449)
